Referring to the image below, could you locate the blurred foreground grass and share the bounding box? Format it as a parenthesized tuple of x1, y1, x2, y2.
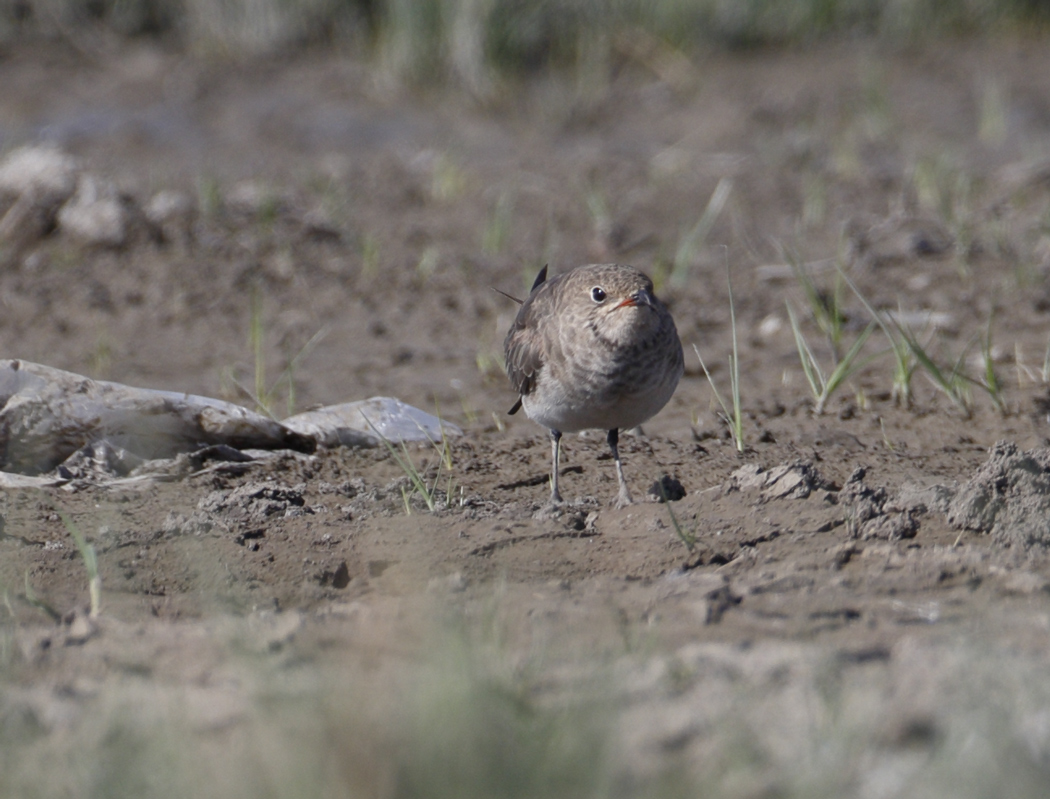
(2, 0, 1049, 80)
(3, 607, 1050, 798)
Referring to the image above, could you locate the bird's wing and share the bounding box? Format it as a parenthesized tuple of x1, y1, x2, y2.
(503, 268, 556, 411)
(504, 304, 544, 404)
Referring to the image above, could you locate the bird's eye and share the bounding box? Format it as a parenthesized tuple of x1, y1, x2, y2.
(590, 287, 606, 303)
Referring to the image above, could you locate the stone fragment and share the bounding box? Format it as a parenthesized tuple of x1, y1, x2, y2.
(56, 174, 131, 247)
(0, 145, 78, 205)
(727, 460, 831, 500)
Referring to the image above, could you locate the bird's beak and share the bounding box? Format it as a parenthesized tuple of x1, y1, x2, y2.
(616, 290, 652, 310)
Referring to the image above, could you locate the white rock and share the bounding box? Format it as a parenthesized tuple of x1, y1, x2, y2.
(145, 189, 193, 225)
(0, 145, 78, 203)
(0, 146, 80, 249)
(0, 193, 53, 248)
(226, 180, 287, 217)
(282, 397, 462, 447)
(145, 189, 195, 245)
(757, 314, 783, 339)
(0, 359, 313, 474)
(56, 175, 129, 247)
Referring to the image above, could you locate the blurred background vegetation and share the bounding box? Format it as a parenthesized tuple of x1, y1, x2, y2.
(2, 0, 1049, 79)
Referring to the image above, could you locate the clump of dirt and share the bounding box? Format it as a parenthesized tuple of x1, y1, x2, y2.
(648, 473, 686, 502)
(727, 459, 835, 500)
(840, 467, 923, 541)
(199, 482, 311, 524)
(948, 441, 1050, 548)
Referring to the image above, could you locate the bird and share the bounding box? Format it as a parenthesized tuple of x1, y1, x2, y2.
(504, 263, 683, 508)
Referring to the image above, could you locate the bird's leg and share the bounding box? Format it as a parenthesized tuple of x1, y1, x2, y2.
(549, 429, 564, 505)
(607, 428, 633, 508)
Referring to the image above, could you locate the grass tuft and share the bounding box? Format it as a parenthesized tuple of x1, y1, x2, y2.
(366, 416, 459, 513)
(786, 303, 878, 416)
(895, 323, 975, 416)
(1014, 336, 1050, 387)
(837, 267, 918, 407)
(839, 264, 1005, 416)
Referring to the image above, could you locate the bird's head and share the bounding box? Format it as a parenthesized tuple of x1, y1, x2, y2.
(564, 264, 666, 344)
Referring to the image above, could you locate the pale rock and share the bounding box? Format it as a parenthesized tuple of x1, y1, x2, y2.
(0, 146, 80, 250)
(0, 145, 78, 204)
(145, 189, 194, 226)
(56, 175, 129, 247)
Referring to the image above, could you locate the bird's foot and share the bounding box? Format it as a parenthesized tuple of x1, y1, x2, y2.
(533, 492, 567, 520)
(612, 487, 633, 509)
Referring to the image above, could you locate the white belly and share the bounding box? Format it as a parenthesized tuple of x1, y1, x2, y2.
(522, 368, 679, 433)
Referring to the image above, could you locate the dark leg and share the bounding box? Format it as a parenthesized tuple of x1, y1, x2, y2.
(607, 428, 633, 508)
(549, 429, 564, 505)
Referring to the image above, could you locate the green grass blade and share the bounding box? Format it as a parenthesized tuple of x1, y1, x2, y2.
(23, 572, 60, 622)
(815, 322, 878, 414)
(657, 482, 696, 552)
(979, 316, 1004, 412)
(726, 260, 743, 450)
(250, 286, 267, 416)
(671, 178, 732, 287)
(269, 324, 331, 417)
(824, 321, 877, 388)
(787, 303, 825, 400)
(60, 512, 101, 618)
(894, 321, 972, 414)
(693, 345, 734, 432)
(789, 254, 844, 353)
(364, 417, 437, 512)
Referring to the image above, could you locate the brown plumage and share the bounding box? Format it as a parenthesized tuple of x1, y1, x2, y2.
(504, 263, 683, 507)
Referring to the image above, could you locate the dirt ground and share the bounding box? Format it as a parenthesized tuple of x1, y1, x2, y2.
(4, 38, 1050, 796)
